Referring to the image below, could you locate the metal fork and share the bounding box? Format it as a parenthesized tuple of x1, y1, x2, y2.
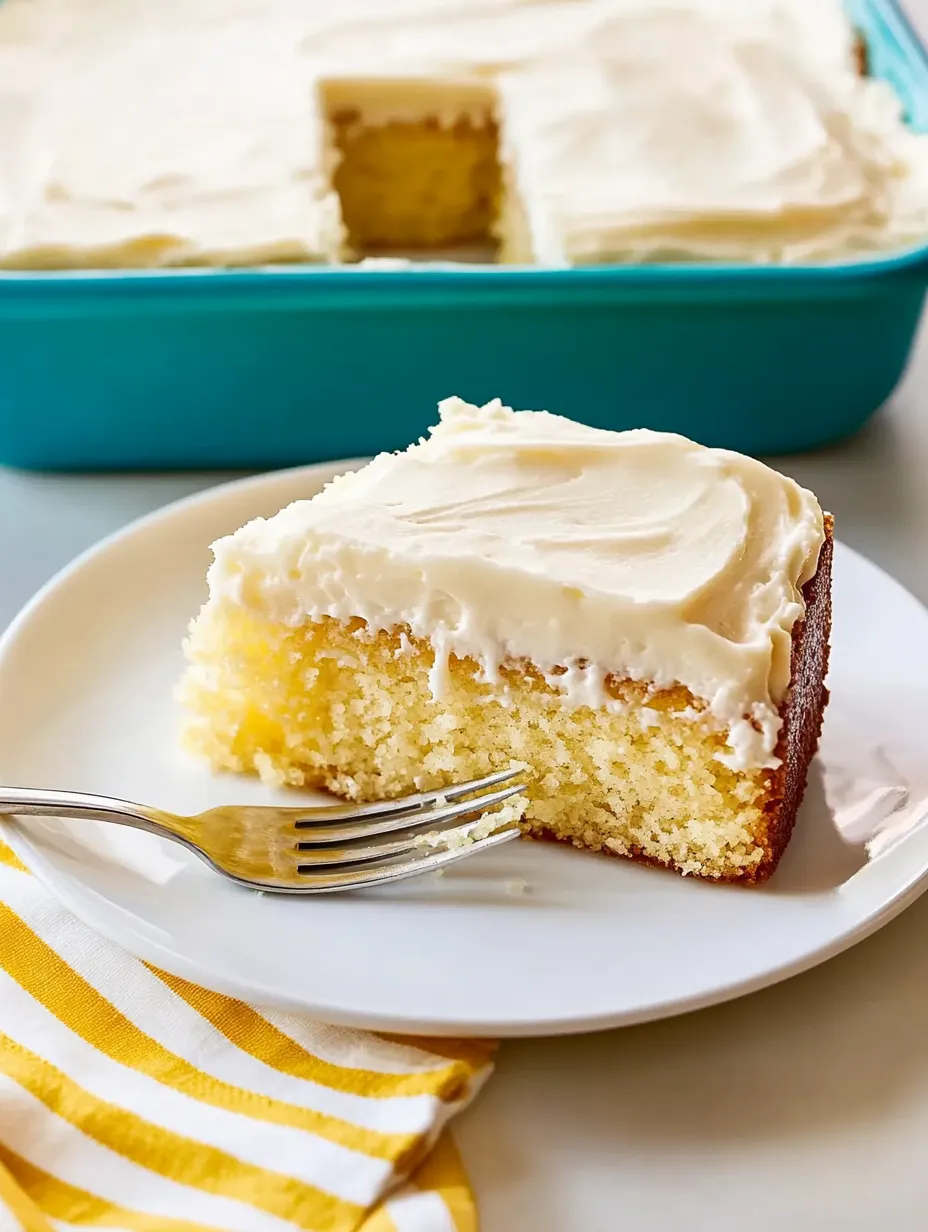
(0, 770, 526, 894)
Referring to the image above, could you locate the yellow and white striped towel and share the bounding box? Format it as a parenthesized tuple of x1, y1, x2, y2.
(0, 840, 494, 1232)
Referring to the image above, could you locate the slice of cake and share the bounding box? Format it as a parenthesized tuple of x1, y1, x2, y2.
(178, 398, 831, 883)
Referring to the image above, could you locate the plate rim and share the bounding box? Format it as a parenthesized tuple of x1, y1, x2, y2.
(3, 463, 928, 1037)
(5, 812, 928, 1037)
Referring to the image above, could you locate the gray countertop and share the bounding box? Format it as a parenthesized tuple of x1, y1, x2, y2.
(4, 16, 928, 1225)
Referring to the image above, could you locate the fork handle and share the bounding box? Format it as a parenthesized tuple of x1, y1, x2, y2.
(0, 786, 174, 838)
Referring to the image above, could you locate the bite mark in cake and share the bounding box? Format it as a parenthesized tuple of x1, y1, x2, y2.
(177, 397, 831, 883)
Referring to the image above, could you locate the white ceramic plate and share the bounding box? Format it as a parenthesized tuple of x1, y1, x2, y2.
(2, 464, 928, 1038)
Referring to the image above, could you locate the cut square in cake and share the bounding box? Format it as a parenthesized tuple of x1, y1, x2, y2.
(319, 77, 504, 259)
(178, 398, 831, 883)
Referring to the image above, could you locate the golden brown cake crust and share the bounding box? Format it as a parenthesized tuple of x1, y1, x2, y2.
(854, 30, 869, 77)
(752, 512, 834, 882)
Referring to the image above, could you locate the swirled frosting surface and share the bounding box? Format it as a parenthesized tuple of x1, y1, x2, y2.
(1, 0, 928, 266)
(207, 398, 826, 769)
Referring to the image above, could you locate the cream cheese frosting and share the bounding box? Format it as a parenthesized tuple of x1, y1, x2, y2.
(1, 0, 928, 267)
(205, 397, 826, 770)
(498, 7, 928, 265)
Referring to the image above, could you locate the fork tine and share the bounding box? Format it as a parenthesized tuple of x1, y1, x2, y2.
(292, 768, 523, 826)
(288, 826, 522, 892)
(291, 782, 526, 845)
(295, 811, 517, 865)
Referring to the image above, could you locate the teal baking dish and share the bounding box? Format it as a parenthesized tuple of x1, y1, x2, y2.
(1, 0, 927, 470)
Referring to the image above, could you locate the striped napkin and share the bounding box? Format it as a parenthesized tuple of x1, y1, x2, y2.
(0, 839, 493, 1232)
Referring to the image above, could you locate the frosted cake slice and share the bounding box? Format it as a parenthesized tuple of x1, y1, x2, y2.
(178, 398, 831, 883)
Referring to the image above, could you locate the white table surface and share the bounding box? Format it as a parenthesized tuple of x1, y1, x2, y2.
(6, 16, 928, 1227)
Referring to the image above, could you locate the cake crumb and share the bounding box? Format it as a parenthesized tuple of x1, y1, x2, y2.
(253, 750, 288, 788)
(415, 795, 528, 852)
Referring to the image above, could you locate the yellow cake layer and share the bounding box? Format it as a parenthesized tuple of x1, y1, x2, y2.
(179, 605, 775, 880)
(327, 113, 501, 252)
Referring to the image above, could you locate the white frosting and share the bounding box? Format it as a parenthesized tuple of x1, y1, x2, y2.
(206, 397, 826, 770)
(499, 7, 928, 264)
(1, 0, 928, 266)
